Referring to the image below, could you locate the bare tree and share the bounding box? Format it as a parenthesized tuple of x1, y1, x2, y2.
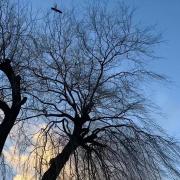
(22, 3, 180, 180)
(0, 0, 34, 156)
(0, 59, 27, 154)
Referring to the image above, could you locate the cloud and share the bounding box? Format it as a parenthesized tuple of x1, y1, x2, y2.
(3, 124, 59, 179)
(4, 123, 75, 179)
(14, 174, 33, 180)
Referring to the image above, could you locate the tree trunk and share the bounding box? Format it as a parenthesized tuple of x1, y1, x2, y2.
(42, 138, 78, 180)
(0, 117, 14, 154)
(0, 59, 26, 155)
(0, 108, 21, 154)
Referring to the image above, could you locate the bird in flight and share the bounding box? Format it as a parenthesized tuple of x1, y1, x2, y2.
(51, 4, 62, 13)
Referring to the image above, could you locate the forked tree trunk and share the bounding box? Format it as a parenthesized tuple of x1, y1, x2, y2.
(0, 59, 26, 155)
(42, 139, 79, 180)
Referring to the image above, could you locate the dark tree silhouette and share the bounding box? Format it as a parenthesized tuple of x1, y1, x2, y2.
(23, 3, 180, 180)
(0, 59, 26, 154)
(0, 0, 33, 158)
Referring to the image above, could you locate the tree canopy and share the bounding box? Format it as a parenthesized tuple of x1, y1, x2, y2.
(0, 0, 180, 180)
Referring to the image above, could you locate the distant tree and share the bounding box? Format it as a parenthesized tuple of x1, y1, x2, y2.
(21, 2, 180, 180)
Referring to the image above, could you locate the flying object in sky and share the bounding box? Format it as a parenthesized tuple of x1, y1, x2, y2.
(51, 4, 62, 13)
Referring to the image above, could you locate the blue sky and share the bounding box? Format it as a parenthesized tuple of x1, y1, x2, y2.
(29, 0, 180, 138)
(126, 0, 180, 137)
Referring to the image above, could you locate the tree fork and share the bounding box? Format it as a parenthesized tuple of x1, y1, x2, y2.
(0, 59, 27, 155)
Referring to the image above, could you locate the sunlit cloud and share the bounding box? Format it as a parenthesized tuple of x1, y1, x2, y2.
(14, 174, 33, 180)
(3, 123, 74, 179)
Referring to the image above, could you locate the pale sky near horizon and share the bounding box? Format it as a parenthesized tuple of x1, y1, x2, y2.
(29, 0, 180, 138)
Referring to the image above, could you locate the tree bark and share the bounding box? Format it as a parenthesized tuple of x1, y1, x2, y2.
(42, 139, 78, 180)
